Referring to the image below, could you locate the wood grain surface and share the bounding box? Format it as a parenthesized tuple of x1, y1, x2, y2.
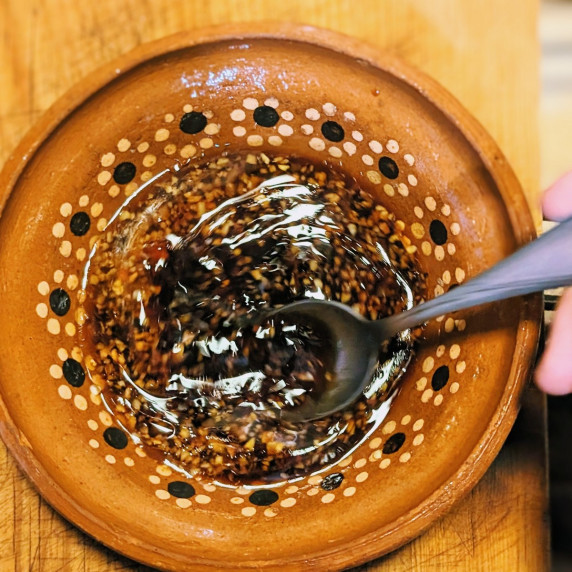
(0, 1, 548, 570)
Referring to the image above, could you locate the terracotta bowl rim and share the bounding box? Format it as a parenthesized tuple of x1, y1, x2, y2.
(0, 22, 543, 571)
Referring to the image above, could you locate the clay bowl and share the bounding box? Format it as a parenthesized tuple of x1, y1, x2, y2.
(0, 23, 541, 571)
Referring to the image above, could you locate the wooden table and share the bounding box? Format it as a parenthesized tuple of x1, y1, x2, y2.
(0, 1, 548, 570)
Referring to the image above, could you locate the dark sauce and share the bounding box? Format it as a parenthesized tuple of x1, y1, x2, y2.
(82, 153, 425, 484)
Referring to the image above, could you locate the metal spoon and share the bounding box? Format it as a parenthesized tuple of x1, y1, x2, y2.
(274, 216, 572, 422)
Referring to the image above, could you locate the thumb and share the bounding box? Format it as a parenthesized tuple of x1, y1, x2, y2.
(536, 288, 572, 395)
(542, 171, 572, 221)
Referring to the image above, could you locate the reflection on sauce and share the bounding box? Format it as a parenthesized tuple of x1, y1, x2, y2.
(82, 153, 425, 483)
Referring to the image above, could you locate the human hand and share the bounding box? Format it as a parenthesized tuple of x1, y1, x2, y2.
(535, 171, 572, 394)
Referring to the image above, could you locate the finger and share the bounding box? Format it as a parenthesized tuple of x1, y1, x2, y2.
(536, 288, 572, 394)
(542, 171, 572, 221)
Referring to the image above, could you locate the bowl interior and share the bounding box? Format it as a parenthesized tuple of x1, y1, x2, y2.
(0, 30, 539, 570)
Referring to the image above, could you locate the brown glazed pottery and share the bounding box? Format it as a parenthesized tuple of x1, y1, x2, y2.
(0, 23, 542, 571)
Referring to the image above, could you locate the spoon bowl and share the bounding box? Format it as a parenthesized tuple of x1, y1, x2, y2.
(272, 300, 381, 421)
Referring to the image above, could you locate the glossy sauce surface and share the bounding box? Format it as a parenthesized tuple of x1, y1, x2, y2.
(82, 154, 424, 483)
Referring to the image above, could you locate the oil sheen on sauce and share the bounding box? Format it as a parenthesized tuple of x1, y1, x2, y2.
(81, 154, 423, 484)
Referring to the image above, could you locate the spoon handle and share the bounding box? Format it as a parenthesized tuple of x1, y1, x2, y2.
(379, 215, 572, 336)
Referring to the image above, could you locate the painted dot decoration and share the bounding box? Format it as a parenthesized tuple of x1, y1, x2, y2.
(62, 358, 85, 387)
(369, 450, 382, 462)
(74, 394, 88, 411)
(321, 121, 344, 142)
(363, 155, 375, 167)
(278, 124, 293, 137)
(52, 222, 65, 238)
(247, 134, 263, 147)
(49, 288, 70, 316)
(386, 139, 399, 153)
(168, 481, 195, 499)
(328, 146, 342, 158)
(322, 102, 336, 116)
(103, 427, 128, 449)
(421, 388, 433, 403)
(69, 212, 91, 236)
(383, 433, 406, 454)
(58, 385, 72, 400)
(280, 498, 296, 508)
(97, 171, 112, 186)
(176, 498, 191, 509)
(231, 109, 246, 121)
(155, 128, 170, 142)
(378, 156, 399, 179)
(410, 420, 423, 434)
(431, 365, 450, 391)
(321, 473, 344, 491)
(253, 105, 279, 127)
(180, 111, 207, 134)
(442, 318, 453, 333)
(59, 241, 72, 257)
(429, 219, 448, 245)
(112, 162, 136, 185)
(305, 108, 320, 120)
(369, 437, 382, 449)
(308, 475, 323, 486)
(450, 344, 461, 359)
(243, 97, 258, 110)
(156, 464, 173, 477)
(249, 490, 279, 506)
(369, 140, 382, 154)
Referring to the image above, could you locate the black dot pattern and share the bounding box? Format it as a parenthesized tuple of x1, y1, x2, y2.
(321, 121, 344, 142)
(378, 156, 399, 179)
(69, 212, 91, 236)
(113, 162, 136, 184)
(429, 220, 448, 245)
(321, 473, 344, 491)
(103, 427, 128, 449)
(382, 432, 406, 454)
(431, 365, 450, 391)
(249, 490, 279, 506)
(168, 481, 195, 498)
(253, 106, 279, 127)
(62, 358, 85, 387)
(49, 288, 70, 316)
(180, 111, 207, 134)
